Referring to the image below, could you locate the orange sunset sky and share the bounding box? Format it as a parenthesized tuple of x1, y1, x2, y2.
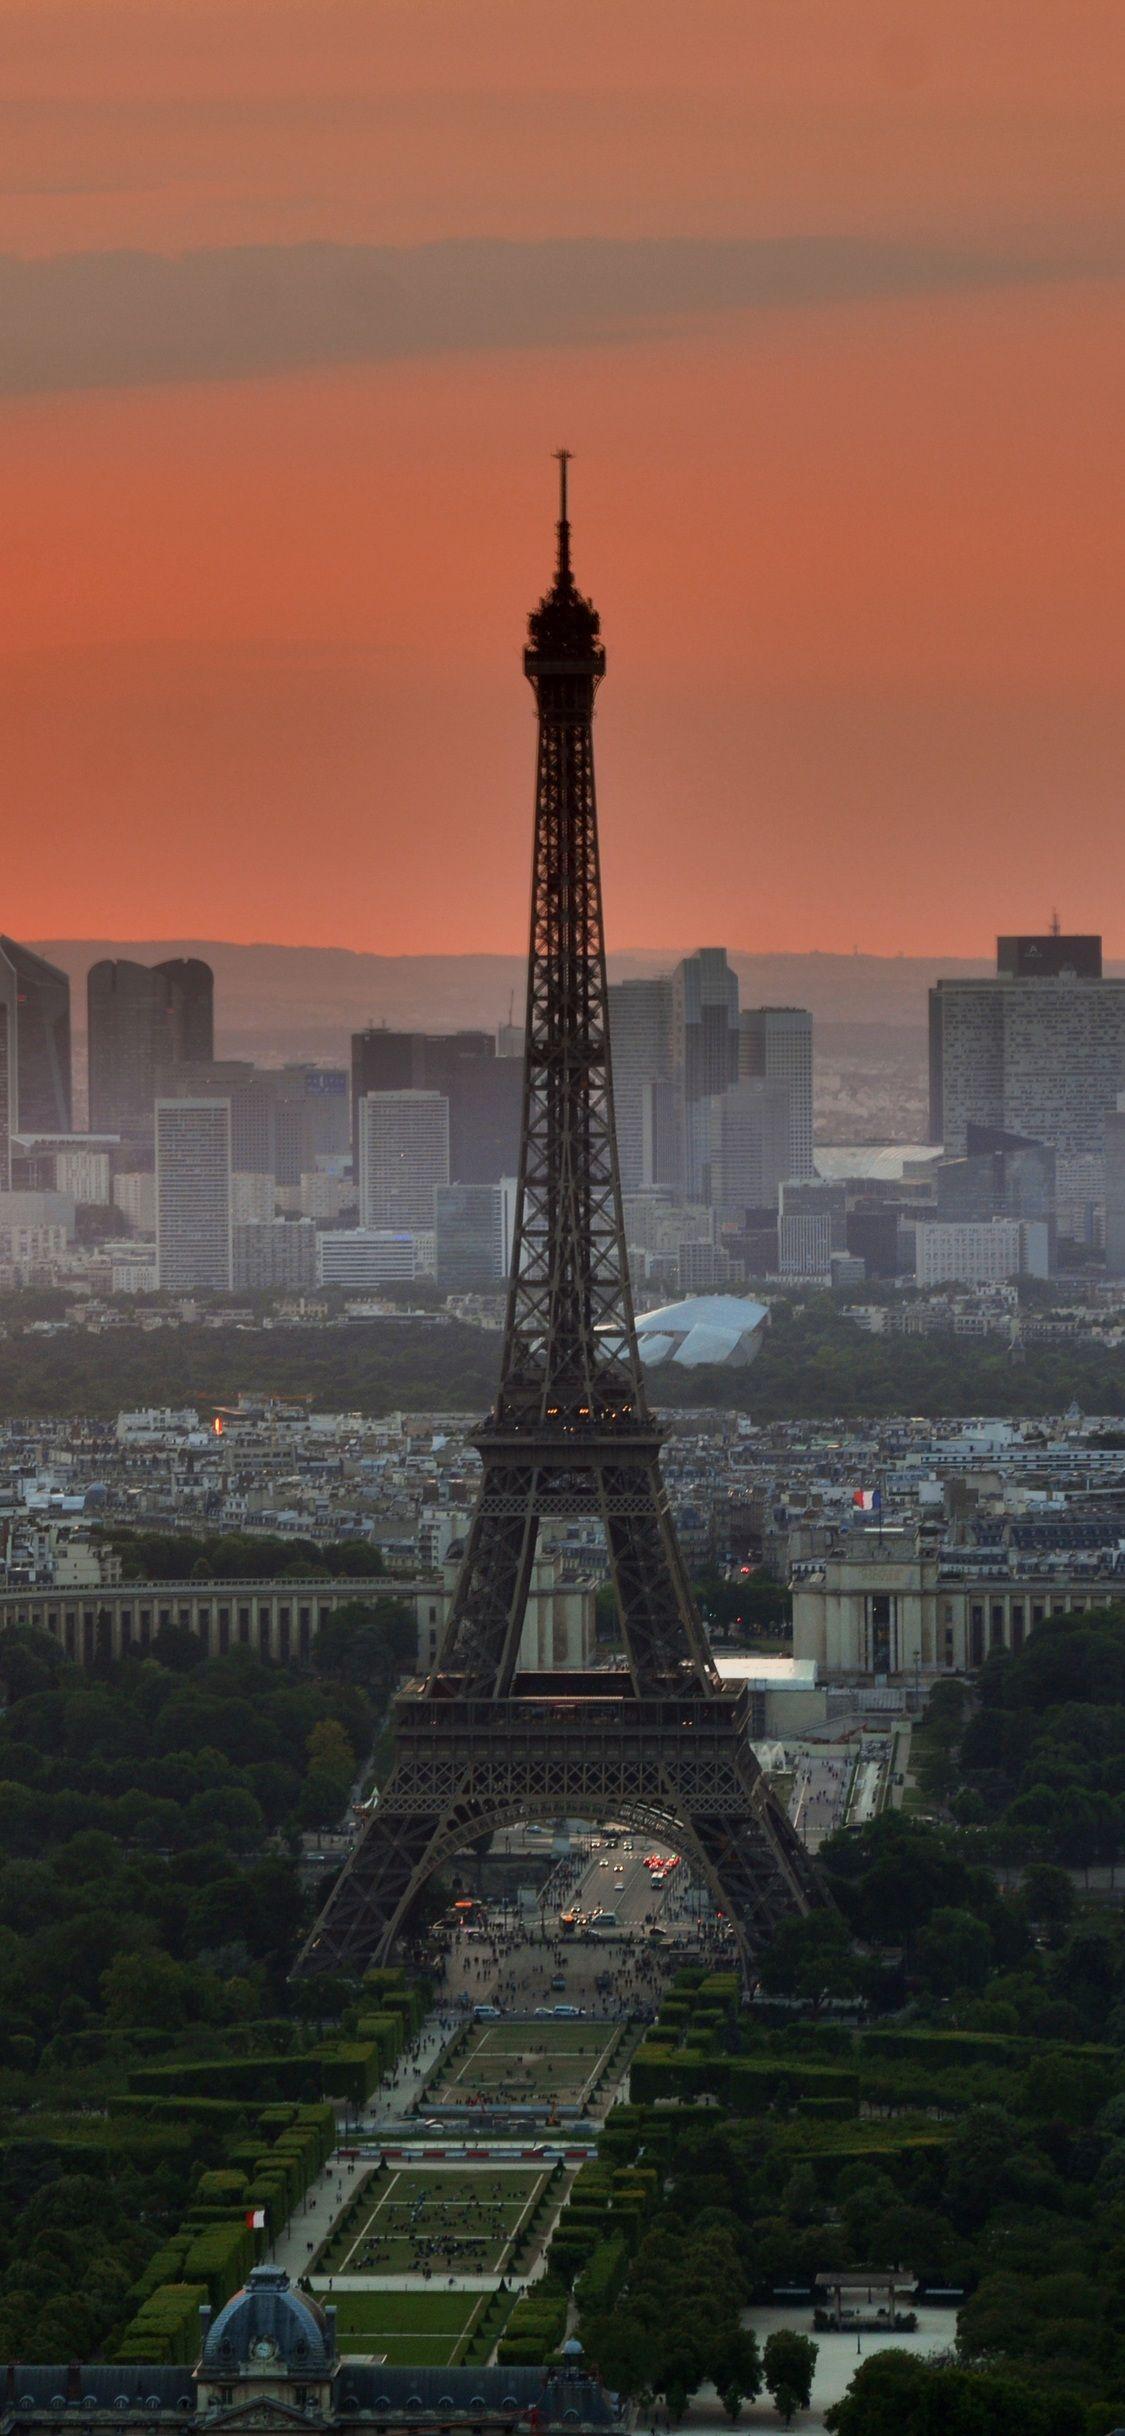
(2, 0, 1123, 958)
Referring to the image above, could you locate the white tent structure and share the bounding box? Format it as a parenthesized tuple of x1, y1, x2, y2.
(632, 1293, 769, 1369)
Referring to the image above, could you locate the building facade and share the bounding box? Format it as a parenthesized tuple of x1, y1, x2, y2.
(778, 1179, 847, 1278)
(315, 1229, 420, 1288)
(358, 1090, 450, 1232)
(794, 1530, 1125, 1676)
(705, 1076, 791, 1222)
(155, 1098, 233, 1291)
(672, 948, 740, 1198)
(87, 956, 214, 1136)
(434, 1180, 515, 1291)
(233, 1218, 317, 1291)
(929, 935, 1125, 1227)
(607, 975, 675, 1191)
(914, 1217, 1049, 1287)
(739, 1005, 814, 1179)
(0, 936, 71, 1134)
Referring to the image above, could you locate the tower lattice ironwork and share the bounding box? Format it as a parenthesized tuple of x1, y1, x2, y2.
(296, 459, 824, 1979)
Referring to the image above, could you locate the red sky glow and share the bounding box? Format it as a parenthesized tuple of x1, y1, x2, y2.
(2, 0, 1123, 957)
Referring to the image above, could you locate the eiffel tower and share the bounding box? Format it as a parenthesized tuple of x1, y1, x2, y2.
(296, 458, 823, 1978)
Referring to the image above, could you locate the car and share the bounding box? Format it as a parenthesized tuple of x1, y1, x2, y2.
(534, 2006, 553, 2018)
(551, 1975, 567, 1991)
(553, 2003, 582, 2018)
(472, 2003, 502, 2019)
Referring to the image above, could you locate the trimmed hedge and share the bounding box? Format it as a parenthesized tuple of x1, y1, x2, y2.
(496, 2282, 568, 2365)
(113, 2282, 208, 2367)
(575, 2236, 627, 2317)
(129, 2056, 323, 2103)
(181, 2221, 256, 2312)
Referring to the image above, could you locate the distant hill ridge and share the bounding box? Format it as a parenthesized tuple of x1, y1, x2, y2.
(33, 939, 1121, 1056)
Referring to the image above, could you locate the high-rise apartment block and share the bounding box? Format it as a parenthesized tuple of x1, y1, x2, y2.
(358, 1090, 449, 1232)
(434, 1179, 516, 1292)
(739, 1006, 814, 1179)
(155, 1098, 232, 1291)
(0, 937, 72, 1134)
(233, 1217, 316, 1292)
(87, 958, 213, 1137)
(929, 935, 1125, 1230)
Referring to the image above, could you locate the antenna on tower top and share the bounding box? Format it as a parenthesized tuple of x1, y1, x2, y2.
(1050, 907, 1061, 936)
(554, 447, 572, 583)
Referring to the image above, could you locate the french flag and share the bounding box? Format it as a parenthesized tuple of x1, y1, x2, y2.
(853, 1488, 881, 1512)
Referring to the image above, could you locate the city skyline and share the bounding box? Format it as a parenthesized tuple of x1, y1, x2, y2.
(2, 0, 1122, 957)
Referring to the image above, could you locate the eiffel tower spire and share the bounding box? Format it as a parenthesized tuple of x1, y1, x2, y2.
(294, 466, 823, 1980)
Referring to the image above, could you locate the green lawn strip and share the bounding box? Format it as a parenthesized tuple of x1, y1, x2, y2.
(339, 2336, 460, 2365)
(326, 2289, 475, 2335)
(318, 2165, 545, 2275)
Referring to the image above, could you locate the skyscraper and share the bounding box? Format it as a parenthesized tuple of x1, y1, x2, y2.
(1105, 1099, 1125, 1277)
(607, 976, 675, 1192)
(434, 1179, 516, 1291)
(740, 1005, 814, 1179)
(929, 933, 1125, 1231)
(87, 956, 213, 1136)
(705, 1077, 792, 1223)
(358, 1090, 450, 1231)
(0, 937, 72, 1133)
(155, 1098, 233, 1291)
(0, 1001, 9, 1191)
(671, 947, 740, 1197)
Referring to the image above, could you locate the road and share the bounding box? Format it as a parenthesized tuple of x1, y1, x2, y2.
(785, 1745, 853, 1852)
(565, 1831, 683, 1933)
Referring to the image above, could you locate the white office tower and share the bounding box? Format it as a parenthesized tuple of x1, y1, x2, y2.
(740, 1006, 814, 1178)
(914, 1218, 1049, 1286)
(358, 1090, 449, 1232)
(705, 1078, 792, 1222)
(155, 1098, 232, 1291)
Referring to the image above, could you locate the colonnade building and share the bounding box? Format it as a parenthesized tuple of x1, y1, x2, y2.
(793, 1526, 1125, 1678)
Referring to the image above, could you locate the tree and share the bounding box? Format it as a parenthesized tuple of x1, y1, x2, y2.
(757, 1908, 858, 2008)
(306, 1717, 356, 1776)
(916, 1904, 994, 1996)
(707, 2327, 761, 2420)
(1021, 1862, 1075, 1934)
(762, 2329, 817, 2425)
(582, 2311, 652, 2401)
(100, 1947, 195, 2031)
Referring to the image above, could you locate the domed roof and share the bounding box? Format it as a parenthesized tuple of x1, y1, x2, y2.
(201, 2266, 335, 2374)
